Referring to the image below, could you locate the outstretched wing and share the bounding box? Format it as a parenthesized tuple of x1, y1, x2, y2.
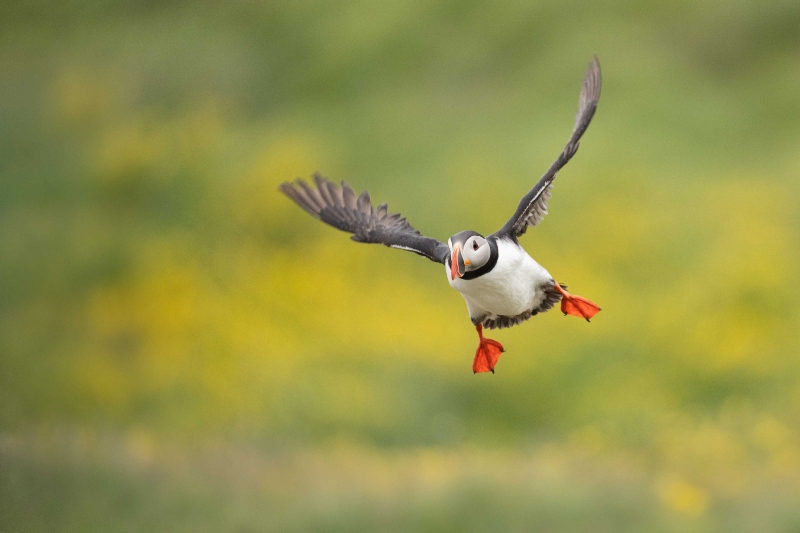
(279, 174, 450, 264)
(494, 56, 602, 240)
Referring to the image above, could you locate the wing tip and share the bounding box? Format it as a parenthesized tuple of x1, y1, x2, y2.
(278, 177, 326, 218)
(584, 54, 602, 100)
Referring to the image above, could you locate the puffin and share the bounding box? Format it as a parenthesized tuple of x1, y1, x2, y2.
(280, 56, 602, 374)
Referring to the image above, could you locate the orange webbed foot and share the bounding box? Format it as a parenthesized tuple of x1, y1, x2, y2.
(473, 325, 504, 374)
(554, 283, 601, 322)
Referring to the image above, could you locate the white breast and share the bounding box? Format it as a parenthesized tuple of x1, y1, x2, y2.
(446, 239, 553, 320)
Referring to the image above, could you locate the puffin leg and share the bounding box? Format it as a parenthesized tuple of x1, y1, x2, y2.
(473, 324, 504, 374)
(553, 282, 601, 322)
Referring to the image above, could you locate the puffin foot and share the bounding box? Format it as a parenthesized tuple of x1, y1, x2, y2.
(554, 283, 601, 322)
(473, 324, 504, 374)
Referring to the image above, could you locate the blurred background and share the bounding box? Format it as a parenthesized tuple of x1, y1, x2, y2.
(2, 0, 800, 531)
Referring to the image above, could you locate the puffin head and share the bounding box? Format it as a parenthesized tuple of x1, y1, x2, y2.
(447, 230, 491, 280)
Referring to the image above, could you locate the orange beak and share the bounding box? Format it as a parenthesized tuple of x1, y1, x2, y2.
(450, 243, 465, 280)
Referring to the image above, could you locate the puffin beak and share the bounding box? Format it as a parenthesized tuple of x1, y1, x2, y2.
(450, 244, 466, 280)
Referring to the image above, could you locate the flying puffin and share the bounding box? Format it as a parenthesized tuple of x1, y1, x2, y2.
(280, 56, 602, 374)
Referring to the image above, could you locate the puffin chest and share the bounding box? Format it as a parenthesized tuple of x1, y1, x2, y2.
(448, 240, 550, 316)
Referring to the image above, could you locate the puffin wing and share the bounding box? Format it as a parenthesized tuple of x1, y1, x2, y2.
(280, 174, 450, 264)
(494, 56, 602, 240)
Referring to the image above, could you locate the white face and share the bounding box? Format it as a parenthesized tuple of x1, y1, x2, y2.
(461, 235, 490, 271)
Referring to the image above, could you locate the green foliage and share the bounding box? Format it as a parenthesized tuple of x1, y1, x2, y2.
(2, 0, 800, 530)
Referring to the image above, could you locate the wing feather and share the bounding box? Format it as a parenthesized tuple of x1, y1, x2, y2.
(279, 174, 450, 264)
(494, 56, 602, 240)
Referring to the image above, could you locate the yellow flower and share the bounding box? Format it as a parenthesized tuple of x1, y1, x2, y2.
(660, 479, 709, 516)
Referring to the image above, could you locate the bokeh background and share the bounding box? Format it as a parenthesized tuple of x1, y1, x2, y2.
(2, 1, 800, 531)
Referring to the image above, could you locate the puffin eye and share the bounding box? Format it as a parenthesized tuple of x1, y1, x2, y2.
(473, 241, 479, 251)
